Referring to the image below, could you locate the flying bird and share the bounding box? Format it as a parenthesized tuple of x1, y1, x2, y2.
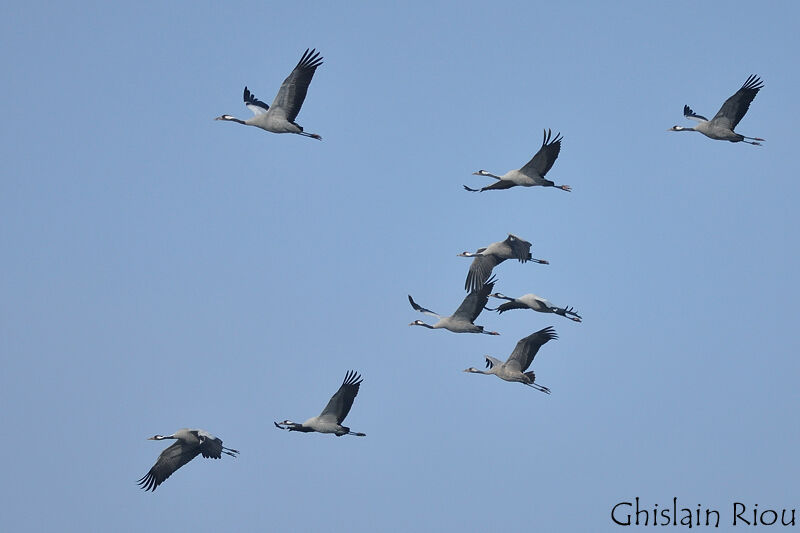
(458, 234, 547, 293)
(408, 276, 499, 334)
(275, 370, 366, 436)
(465, 129, 570, 192)
(215, 48, 323, 139)
(464, 327, 558, 393)
(137, 429, 238, 492)
(668, 75, 765, 145)
(487, 293, 581, 322)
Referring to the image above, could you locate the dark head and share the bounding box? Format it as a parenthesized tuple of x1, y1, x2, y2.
(147, 434, 170, 441)
(409, 320, 433, 329)
(472, 170, 490, 176)
(668, 125, 688, 132)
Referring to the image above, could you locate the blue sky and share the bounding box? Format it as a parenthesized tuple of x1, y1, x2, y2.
(2, 1, 799, 531)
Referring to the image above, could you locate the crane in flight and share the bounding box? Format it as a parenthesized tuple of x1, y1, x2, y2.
(215, 48, 324, 139)
(668, 75, 765, 145)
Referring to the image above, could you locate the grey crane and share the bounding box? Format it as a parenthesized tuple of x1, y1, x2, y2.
(458, 234, 547, 293)
(408, 276, 499, 334)
(465, 129, 570, 192)
(668, 75, 765, 145)
(137, 428, 238, 492)
(463, 327, 558, 394)
(275, 370, 366, 437)
(215, 48, 323, 139)
(487, 293, 581, 322)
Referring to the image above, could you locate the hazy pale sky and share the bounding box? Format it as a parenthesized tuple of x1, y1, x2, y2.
(2, 1, 799, 532)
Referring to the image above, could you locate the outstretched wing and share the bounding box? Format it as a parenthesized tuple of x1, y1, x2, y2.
(463, 180, 516, 192)
(464, 254, 501, 292)
(520, 129, 562, 178)
(320, 370, 363, 424)
(243, 87, 270, 115)
(195, 431, 224, 459)
(495, 300, 528, 314)
(408, 295, 439, 317)
(137, 441, 200, 492)
(711, 74, 763, 130)
(484, 355, 503, 369)
(683, 105, 708, 122)
(453, 276, 497, 323)
(270, 48, 324, 123)
(505, 234, 532, 262)
(505, 327, 558, 373)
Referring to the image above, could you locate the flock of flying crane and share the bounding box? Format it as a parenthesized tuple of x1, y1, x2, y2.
(137, 48, 765, 491)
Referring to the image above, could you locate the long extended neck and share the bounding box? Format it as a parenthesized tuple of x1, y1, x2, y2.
(215, 115, 247, 125)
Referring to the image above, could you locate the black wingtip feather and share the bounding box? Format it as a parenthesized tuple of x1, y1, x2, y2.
(538, 326, 558, 342)
(137, 472, 157, 492)
(243, 86, 270, 110)
(297, 48, 324, 70)
(742, 74, 763, 91)
(343, 369, 363, 387)
(481, 275, 498, 294)
(540, 128, 563, 147)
